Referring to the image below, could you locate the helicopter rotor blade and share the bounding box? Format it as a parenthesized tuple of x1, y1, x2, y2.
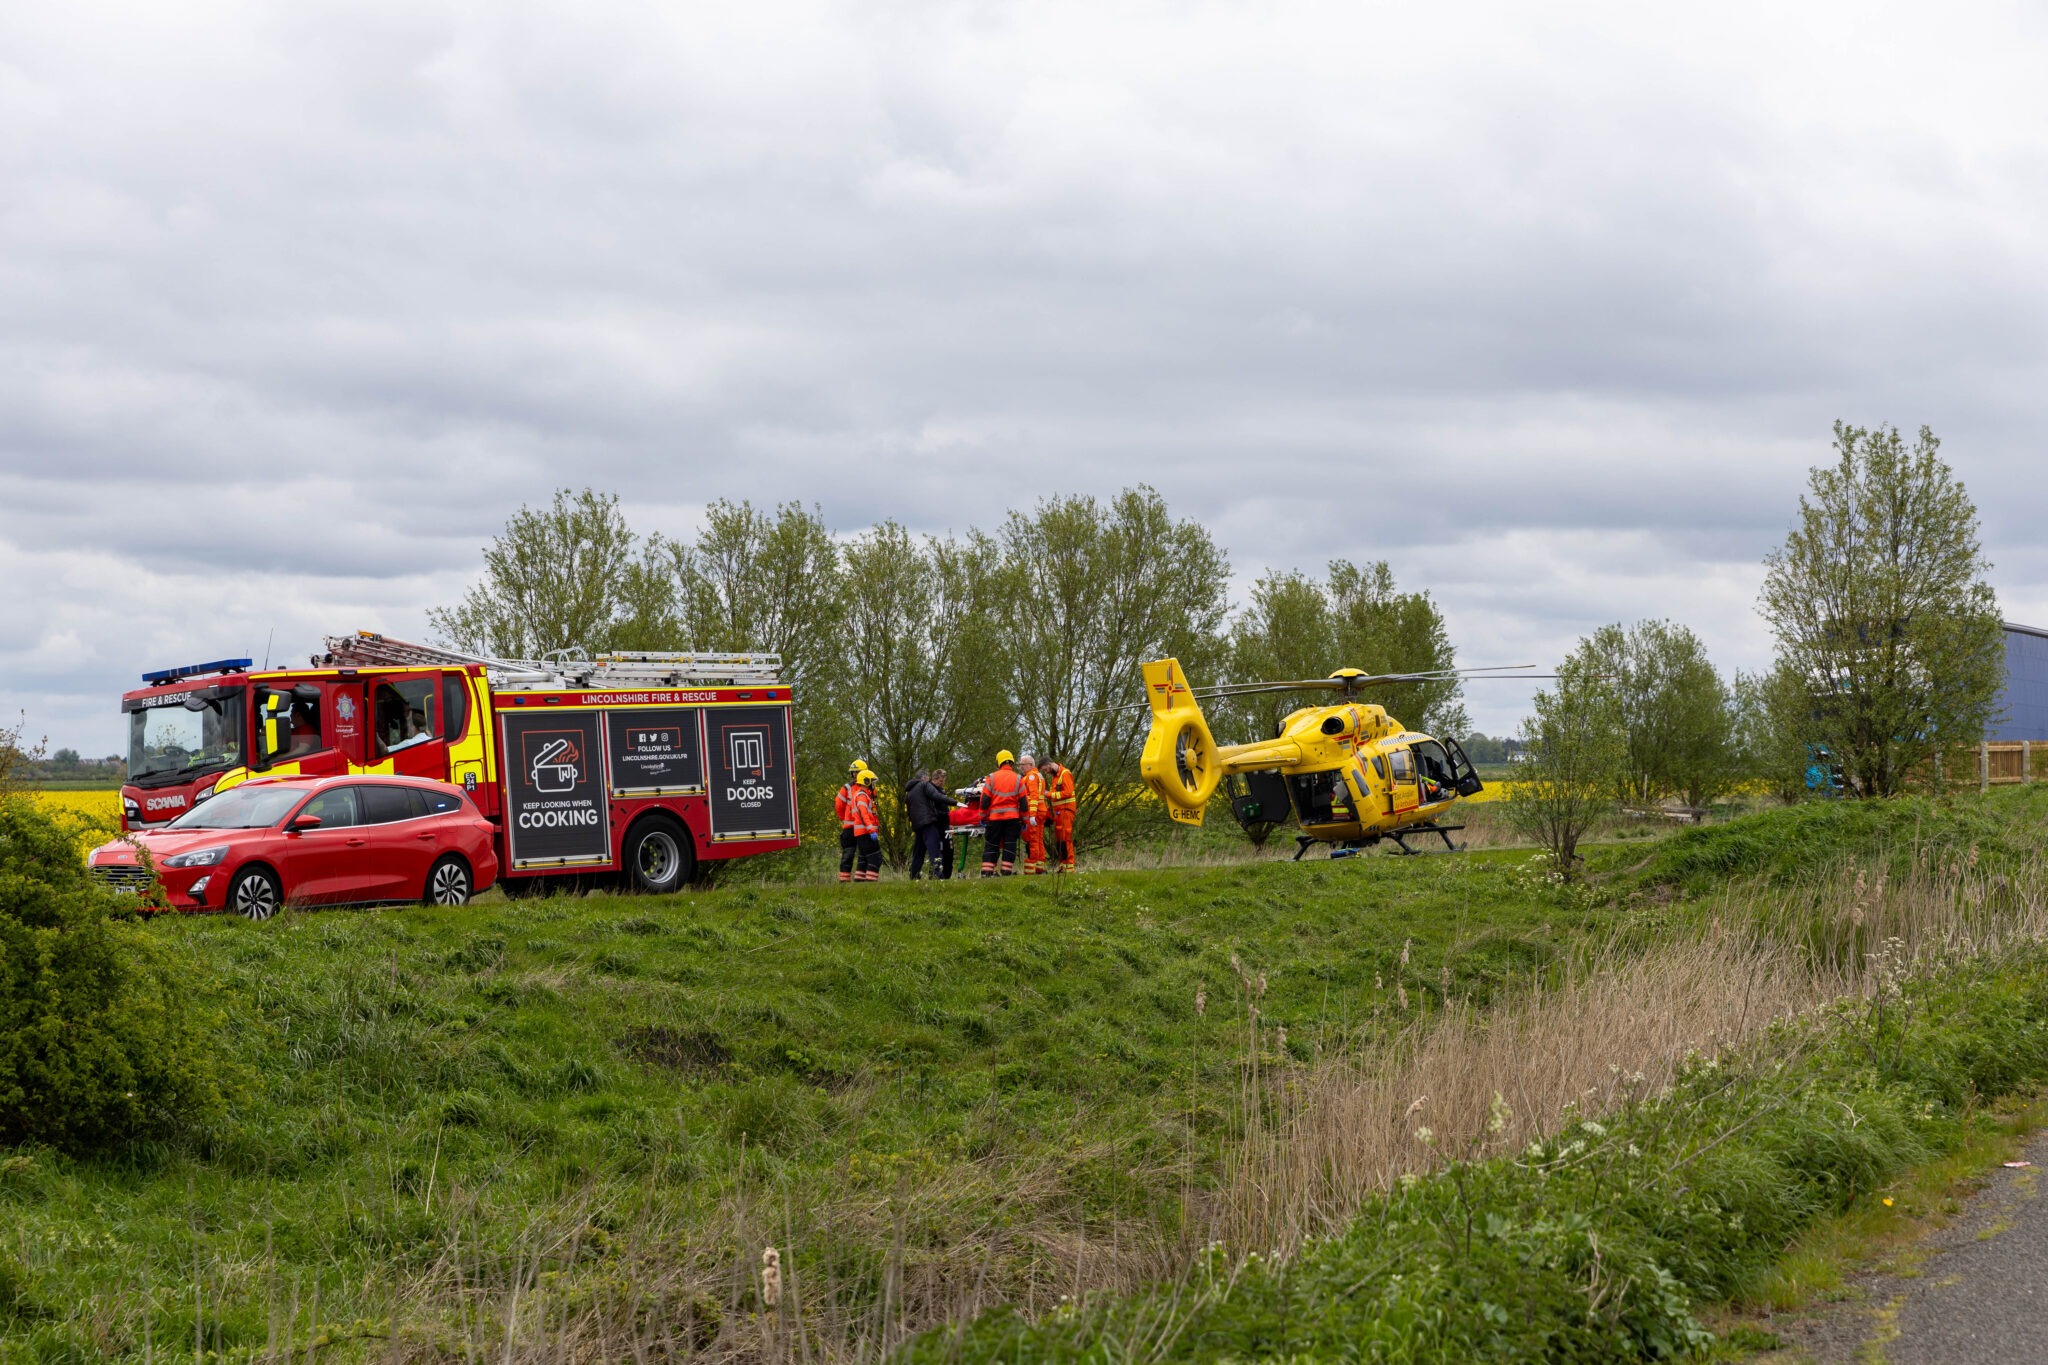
(1088, 664, 1559, 713)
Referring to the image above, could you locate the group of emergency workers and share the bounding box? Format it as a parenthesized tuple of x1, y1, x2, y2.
(834, 750, 1078, 883)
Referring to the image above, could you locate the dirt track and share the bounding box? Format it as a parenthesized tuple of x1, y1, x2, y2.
(1770, 1130, 2048, 1363)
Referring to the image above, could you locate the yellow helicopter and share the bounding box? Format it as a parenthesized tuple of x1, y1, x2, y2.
(1135, 658, 1535, 858)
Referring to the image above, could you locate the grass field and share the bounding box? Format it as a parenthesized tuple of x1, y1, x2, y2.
(1, 836, 1645, 1362)
(8, 787, 2045, 1362)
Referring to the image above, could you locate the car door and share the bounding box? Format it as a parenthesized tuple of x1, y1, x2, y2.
(354, 783, 434, 901)
(282, 786, 366, 903)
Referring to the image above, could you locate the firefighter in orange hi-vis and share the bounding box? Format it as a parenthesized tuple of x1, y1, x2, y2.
(1018, 755, 1050, 873)
(835, 759, 870, 884)
(979, 750, 1024, 876)
(1044, 759, 1077, 870)
(849, 769, 883, 882)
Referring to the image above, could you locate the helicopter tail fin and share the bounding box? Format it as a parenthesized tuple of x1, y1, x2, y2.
(1138, 658, 1222, 825)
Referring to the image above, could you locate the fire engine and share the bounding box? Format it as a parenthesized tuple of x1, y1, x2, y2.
(117, 632, 798, 894)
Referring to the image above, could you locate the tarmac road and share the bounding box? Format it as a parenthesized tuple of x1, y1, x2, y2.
(1772, 1129, 2048, 1363)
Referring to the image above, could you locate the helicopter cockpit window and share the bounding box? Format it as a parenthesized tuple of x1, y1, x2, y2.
(1389, 749, 1413, 782)
(1412, 740, 1455, 802)
(1412, 741, 1452, 785)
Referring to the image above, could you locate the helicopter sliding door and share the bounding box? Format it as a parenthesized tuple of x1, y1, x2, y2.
(1387, 747, 1420, 815)
(1286, 769, 1347, 826)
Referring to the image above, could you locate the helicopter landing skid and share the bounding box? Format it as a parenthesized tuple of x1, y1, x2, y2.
(1388, 823, 1466, 855)
(1294, 824, 1466, 860)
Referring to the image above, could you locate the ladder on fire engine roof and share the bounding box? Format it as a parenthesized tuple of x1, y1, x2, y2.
(316, 632, 783, 691)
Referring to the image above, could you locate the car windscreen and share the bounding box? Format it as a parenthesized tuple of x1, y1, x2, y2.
(127, 688, 245, 784)
(164, 784, 305, 830)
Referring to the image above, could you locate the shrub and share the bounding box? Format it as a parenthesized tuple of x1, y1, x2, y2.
(0, 795, 228, 1155)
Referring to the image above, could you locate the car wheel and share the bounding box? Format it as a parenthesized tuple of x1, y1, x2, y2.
(625, 817, 694, 894)
(424, 856, 473, 907)
(227, 866, 283, 921)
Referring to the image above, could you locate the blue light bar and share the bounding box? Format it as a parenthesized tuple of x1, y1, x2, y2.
(142, 658, 253, 685)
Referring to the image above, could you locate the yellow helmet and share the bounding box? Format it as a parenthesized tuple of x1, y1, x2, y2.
(996, 749, 1015, 765)
(857, 769, 878, 787)
(850, 758, 870, 774)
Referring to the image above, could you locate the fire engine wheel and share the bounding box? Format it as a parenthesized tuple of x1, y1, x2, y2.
(625, 817, 694, 895)
(227, 866, 282, 922)
(424, 856, 473, 907)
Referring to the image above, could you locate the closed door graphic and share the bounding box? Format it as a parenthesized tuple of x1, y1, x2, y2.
(708, 706, 794, 838)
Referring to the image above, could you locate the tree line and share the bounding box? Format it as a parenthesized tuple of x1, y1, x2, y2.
(432, 421, 2005, 869)
(431, 486, 1464, 863)
(1511, 422, 2006, 873)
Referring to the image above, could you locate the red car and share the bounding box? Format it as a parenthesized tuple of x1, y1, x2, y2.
(87, 775, 500, 919)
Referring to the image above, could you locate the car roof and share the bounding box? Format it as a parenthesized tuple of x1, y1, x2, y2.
(238, 774, 464, 792)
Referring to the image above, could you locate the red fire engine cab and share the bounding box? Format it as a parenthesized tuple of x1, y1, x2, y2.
(118, 633, 798, 894)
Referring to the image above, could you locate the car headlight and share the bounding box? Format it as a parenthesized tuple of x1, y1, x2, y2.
(161, 846, 228, 869)
(194, 783, 217, 804)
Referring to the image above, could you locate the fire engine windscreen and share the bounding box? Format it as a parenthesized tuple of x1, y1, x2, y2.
(126, 688, 245, 785)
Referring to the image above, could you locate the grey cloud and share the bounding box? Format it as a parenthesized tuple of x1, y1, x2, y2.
(5, 0, 2048, 750)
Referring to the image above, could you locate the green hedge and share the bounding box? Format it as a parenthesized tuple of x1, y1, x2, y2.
(0, 796, 228, 1155)
(1639, 786, 2048, 893)
(905, 952, 2048, 1363)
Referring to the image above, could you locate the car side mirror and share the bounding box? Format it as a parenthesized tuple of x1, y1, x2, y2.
(288, 814, 323, 831)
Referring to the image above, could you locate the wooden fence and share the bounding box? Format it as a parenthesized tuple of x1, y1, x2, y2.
(1977, 740, 2040, 791)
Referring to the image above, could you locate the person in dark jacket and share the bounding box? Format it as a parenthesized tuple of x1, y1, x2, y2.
(905, 768, 957, 880)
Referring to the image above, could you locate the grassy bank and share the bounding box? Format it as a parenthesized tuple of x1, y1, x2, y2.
(0, 848, 1623, 1362)
(908, 842, 2048, 1362)
(6, 788, 2046, 1362)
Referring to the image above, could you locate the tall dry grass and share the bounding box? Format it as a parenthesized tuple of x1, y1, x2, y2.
(1225, 845, 2048, 1255)
(236, 847, 2048, 1364)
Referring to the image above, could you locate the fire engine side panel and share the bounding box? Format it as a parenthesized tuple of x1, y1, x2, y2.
(499, 709, 613, 869)
(704, 704, 797, 841)
(488, 689, 799, 865)
(604, 707, 706, 795)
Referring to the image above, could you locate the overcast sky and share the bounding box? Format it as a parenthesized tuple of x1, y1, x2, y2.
(5, 0, 2047, 754)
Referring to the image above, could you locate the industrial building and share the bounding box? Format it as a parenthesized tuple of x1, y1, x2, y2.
(1990, 622, 2048, 742)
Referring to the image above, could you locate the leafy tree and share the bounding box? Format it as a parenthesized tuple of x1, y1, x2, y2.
(1585, 620, 1736, 807)
(663, 500, 849, 839)
(839, 525, 1012, 864)
(429, 489, 677, 659)
(1220, 571, 1337, 742)
(1504, 644, 1624, 878)
(1329, 561, 1469, 737)
(1759, 424, 2003, 797)
(1734, 663, 1821, 802)
(50, 749, 80, 769)
(999, 487, 1230, 839)
(1220, 561, 1466, 741)
(1458, 733, 1514, 765)
(0, 716, 45, 798)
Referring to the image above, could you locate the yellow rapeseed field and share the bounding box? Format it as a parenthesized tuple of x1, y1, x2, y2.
(28, 790, 125, 853)
(33, 789, 124, 823)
